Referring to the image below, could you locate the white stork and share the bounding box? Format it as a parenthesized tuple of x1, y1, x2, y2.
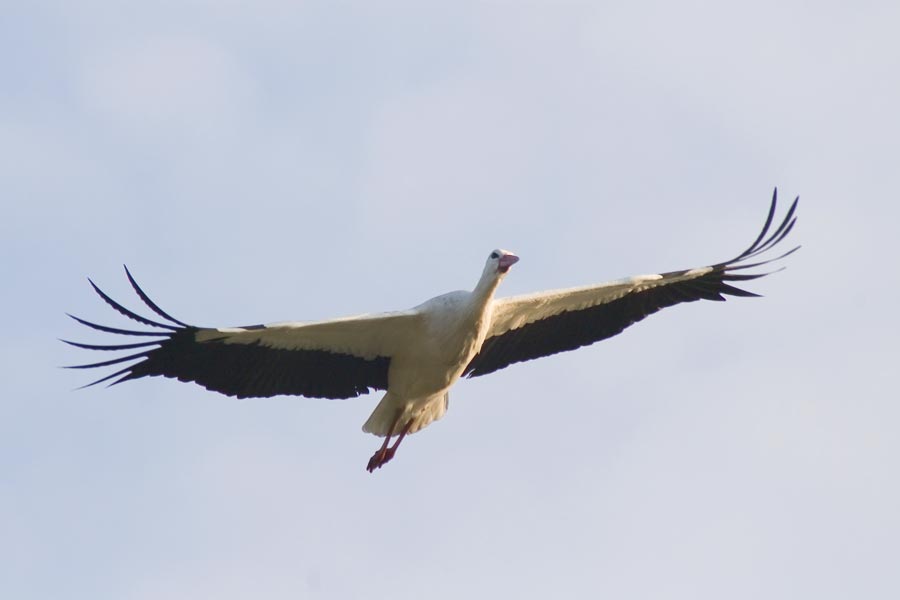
(65, 190, 798, 472)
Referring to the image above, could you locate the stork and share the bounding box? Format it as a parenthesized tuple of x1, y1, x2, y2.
(65, 190, 799, 472)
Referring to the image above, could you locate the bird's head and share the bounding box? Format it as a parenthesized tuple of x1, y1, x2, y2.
(486, 248, 519, 276)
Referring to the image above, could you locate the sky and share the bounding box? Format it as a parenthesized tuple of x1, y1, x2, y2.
(2, 1, 899, 598)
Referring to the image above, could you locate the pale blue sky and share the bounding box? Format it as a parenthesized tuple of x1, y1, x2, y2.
(3, 2, 899, 599)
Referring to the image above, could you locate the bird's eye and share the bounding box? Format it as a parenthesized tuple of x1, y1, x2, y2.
(490, 251, 499, 259)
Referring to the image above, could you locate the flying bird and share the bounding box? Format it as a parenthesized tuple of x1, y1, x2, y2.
(65, 190, 799, 472)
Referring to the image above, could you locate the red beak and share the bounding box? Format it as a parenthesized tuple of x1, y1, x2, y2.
(498, 254, 519, 273)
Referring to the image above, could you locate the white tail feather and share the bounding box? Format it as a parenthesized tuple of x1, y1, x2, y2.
(362, 392, 449, 437)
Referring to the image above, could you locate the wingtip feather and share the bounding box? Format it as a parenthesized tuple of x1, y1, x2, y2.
(87, 277, 178, 331)
(123, 266, 190, 327)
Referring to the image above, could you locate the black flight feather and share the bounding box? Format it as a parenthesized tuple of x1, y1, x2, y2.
(65, 267, 390, 399)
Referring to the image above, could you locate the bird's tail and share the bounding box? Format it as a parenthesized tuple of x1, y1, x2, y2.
(362, 392, 449, 437)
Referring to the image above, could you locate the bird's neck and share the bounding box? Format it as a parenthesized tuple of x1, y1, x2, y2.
(471, 272, 502, 309)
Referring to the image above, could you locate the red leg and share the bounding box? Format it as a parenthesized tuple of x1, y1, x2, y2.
(366, 411, 400, 473)
(366, 415, 414, 473)
(366, 434, 393, 473)
(389, 419, 414, 453)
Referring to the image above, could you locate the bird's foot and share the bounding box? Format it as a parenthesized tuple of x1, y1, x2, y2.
(366, 446, 397, 473)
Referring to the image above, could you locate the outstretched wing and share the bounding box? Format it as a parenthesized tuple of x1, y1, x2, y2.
(464, 189, 799, 378)
(64, 268, 422, 399)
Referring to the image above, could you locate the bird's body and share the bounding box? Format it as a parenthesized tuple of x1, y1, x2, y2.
(366, 274, 501, 438)
(66, 191, 799, 471)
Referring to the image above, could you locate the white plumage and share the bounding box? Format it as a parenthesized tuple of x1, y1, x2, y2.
(65, 191, 798, 472)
